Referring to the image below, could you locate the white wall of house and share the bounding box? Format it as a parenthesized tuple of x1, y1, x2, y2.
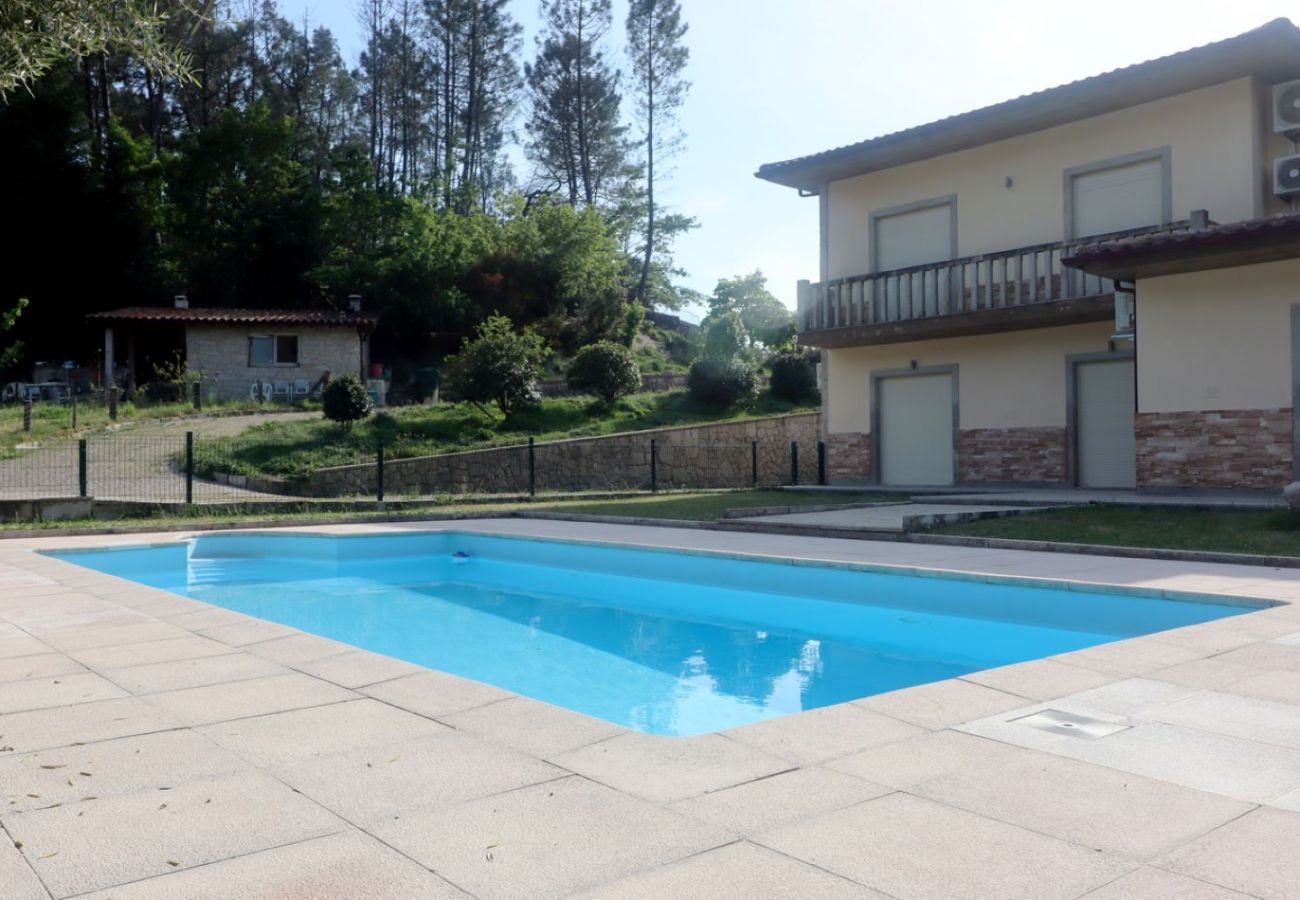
(825, 321, 1115, 434)
(824, 77, 1288, 280)
(1137, 257, 1300, 414)
(186, 325, 364, 400)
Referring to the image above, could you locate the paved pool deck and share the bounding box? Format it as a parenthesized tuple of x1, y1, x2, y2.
(3, 519, 1300, 899)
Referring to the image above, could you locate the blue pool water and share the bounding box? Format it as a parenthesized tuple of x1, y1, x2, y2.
(47, 532, 1255, 736)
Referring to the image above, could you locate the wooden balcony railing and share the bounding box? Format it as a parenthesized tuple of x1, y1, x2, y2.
(798, 224, 1179, 334)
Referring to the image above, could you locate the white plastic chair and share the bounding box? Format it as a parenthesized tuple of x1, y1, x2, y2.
(293, 378, 310, 396)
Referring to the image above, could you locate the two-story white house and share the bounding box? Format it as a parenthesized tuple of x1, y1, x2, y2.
(758, 18, 1300, 493)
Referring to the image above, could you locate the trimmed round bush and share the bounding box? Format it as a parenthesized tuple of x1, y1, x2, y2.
(322, 374, 373, 428)
(567, 341, 641, 403)
(768, 349, 818, 402)
(688, 357, 759, 406)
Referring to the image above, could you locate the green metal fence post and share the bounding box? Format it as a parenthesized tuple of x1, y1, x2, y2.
(528, 437, 536, 497)
(817, 440, 827, 486)
(185, 432, 194, 504)
(790, 441, 799, 485)
(78, 439, 87, 498)
(376, 439, 385, 502)
(650, 439, 658, 493)
(192, 381, 202, 411)
(751, 440, 758, 487)
(108, 385, 117, 421)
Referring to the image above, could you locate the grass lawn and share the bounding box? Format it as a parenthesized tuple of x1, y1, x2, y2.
(936, 504, 1300, 557)
(195, 391, 817, 479)
(0, 398, 313, 457)
(0, 489, 894, 532)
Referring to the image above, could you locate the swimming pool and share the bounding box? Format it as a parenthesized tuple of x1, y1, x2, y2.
(47, 531, 1257, 736)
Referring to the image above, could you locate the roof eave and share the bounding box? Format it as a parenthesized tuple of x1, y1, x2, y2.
(756, 20, 1300, 192)
(1064, 232, 1300, 281)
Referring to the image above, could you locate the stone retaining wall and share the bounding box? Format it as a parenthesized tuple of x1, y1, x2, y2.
(302, 412, 820, 496)
(1135, 408, 1293, 490)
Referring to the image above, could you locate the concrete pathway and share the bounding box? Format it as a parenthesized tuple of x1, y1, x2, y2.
(731, 502, 1050, 533)
(0, 411, 317, 502)
(2, 519, 1300, 897)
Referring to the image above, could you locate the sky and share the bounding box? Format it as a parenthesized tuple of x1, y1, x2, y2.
(276, 0, 1300, 314)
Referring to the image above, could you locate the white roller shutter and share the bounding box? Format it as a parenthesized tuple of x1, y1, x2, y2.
(878, 373, 954, 486)
(875, 203, 953, 271)
(1071, 158, 1164, 239)
(1075, 359, 1136, 489)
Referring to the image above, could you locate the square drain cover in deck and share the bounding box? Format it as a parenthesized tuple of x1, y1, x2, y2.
(1010, 709, 1129, 740)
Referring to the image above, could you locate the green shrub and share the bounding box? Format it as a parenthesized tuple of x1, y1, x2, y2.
(567, 341, 642, 403)
(688, 357, 759, 406)
(702, 310, 748, 361)
(768, 349, 818, 402)
(321, 374, 373, 428)
(444, 315, 546, 417)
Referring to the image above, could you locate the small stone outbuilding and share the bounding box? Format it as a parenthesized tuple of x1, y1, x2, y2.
(87, 301, 377, 402)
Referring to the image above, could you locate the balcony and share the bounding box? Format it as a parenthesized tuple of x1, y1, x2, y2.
(797, 224, 1180, 348)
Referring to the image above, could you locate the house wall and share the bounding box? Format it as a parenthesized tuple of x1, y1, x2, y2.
(824, 321, 1115, 483)
(186, 325, 364, 400)
(824, 77, 1286, 280)
(1133, 258, 1300, 489)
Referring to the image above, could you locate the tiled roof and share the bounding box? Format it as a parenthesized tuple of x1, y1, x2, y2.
(1065, 213, 1300, 263)
(756, 18, 1300, 189)
(86, 307, 378, 329)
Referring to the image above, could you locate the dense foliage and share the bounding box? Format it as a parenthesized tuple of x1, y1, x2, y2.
(702, 310, 748, 362)
(767, 348, 818, 403)
(702, 271, 794, 350)
(0, 0, 698, 377)
(688, 356, 758, 406)
(322, 375, 374, 428)
(444, 315, 546, 417)
(567, 341, 641, 402)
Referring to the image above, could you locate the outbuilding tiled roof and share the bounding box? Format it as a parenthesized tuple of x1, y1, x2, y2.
(86, 307, 377, 330)
(756, 18, 1300, 190)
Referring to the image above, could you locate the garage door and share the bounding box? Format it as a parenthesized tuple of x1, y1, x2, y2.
(878, 373, 954, 486)
(875, 202, 953, 271)
(1075, 359, 1136, 489)
(1070, 157, 1164, 239)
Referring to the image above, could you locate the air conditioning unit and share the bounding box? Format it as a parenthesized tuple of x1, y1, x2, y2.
(1275, 80, 1300, 137)
(1275, 154, 1300, 197)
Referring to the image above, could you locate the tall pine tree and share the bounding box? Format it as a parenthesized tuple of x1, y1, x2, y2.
(525, 0, 627, 208)
(626, 0, 688, 305)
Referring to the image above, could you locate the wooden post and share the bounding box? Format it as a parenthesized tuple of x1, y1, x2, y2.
(22, 399, 31, 432)
(125, 332, 136, 401)
(108, 385, 118, 421)
(790, 441, 799, 485)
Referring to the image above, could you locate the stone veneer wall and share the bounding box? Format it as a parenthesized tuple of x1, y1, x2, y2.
(826, 433, 871, 482)
(301, 412, 821, 496)
(187, 325, 364, 401)
(1135, 409, 1293, 490)
(958, 427, 1067, 484)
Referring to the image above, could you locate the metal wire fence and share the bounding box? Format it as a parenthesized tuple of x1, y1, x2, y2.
(0, 431, 828, 503)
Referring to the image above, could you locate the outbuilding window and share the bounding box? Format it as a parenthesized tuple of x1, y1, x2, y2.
(248, 334, 299, 366)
